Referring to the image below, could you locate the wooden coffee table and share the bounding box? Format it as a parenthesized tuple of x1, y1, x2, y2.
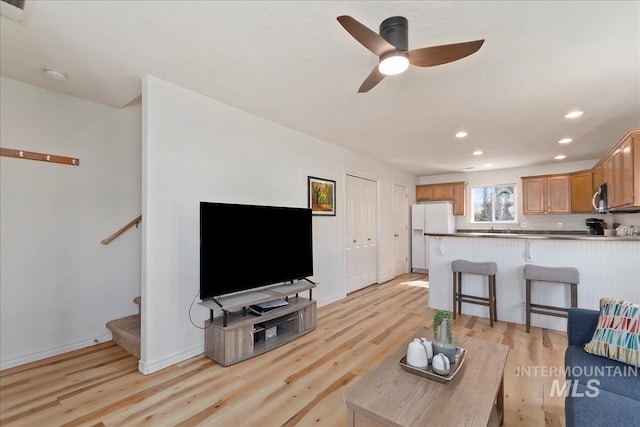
(344, 328, 510, 426)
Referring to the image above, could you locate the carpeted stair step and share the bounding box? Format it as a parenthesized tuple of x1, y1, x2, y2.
(106, 297, 141, 359)
(106, 314, 140, 359)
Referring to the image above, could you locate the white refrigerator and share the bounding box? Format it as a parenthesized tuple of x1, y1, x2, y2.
(411, 202, 456, 273)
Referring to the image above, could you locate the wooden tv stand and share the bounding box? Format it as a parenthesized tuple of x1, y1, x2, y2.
(200, 282, 317, 366)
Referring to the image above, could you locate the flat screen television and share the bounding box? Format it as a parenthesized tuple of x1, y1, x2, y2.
(200, 201, 313, 301)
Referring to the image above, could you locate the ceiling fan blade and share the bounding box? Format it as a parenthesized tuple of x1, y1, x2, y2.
(337, 15, 395, 56)
(408, 39, 485, 67)
(358, 66, 386, 93)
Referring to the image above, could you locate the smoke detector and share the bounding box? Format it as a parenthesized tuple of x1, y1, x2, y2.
(44, 68, 68, 81)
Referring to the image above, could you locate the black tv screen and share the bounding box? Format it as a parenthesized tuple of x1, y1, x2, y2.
(200, 202, 313, 300)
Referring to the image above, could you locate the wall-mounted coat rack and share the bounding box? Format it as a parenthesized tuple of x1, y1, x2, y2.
(0, 147, 79, 166)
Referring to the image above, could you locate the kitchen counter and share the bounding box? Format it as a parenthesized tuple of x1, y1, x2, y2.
(425, 234, 639, 332)
(425, 231, 640, 241)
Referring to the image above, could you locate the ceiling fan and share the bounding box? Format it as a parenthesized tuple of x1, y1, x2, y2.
(337, 15, 485, 93)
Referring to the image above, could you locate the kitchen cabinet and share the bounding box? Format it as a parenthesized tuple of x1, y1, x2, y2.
(416, 185, 435, 201)
(433, 183, 454, 200)
(452, 182, 466, 216)
(592, 129, 640, 212)
(415, 181, 466, 215)
(522, 174, 570, 214)
(570, 170, 593, 213)
(618, 134, 635, 207)
(592, 163, 604, 195)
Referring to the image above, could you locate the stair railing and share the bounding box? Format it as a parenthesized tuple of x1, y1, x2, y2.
(101, 215, 142, 245)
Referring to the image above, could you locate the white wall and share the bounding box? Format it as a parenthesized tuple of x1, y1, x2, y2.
(0, 77, 142, 369)
(140, 76, 417, 374)
(418, 160, 621, 232)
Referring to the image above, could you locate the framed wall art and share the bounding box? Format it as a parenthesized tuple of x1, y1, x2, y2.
(308, 176, 336, 216)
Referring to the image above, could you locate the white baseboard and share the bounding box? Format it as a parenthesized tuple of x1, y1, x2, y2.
(317, 293, 345, 308)
(138, 344, 204, 375)
(0, 332, 113, 371)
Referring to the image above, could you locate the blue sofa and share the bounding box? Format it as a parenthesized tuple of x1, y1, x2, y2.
(565, 308, 640, 427)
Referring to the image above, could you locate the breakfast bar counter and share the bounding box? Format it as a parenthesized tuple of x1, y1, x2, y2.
(425, 233, 640, 332)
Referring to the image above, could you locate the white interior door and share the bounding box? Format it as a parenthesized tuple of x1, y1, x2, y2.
(346, 174, 377, 293)
(393, 184, 408, 277)
(346, 175, 363, 293)
(361, 178, 377, 286)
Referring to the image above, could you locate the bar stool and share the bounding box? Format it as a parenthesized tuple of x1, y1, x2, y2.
(524, 264, 579, 333)
(451, 260, 498, 327)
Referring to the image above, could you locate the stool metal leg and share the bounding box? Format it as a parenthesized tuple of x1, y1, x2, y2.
(526, 279, 531, 333)
(452, 272, 457, 319)
(488, 274, 494, 327)
(492, 275, 498, 322)
(457, 272, 462, 315)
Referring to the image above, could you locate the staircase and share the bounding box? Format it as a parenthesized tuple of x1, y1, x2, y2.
(106, 296, 141, 359)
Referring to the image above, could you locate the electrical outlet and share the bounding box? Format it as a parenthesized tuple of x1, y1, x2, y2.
(520, 222, 526, 228)
(557, 222, 563, 229)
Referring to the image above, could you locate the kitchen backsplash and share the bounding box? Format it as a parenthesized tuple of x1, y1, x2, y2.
(454, 213, 640, 233)
(612, 212, 640, 227)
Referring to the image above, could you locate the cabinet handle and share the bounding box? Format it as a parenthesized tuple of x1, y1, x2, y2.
(300, 312, 304, 326)
(353, 240, 357, 243)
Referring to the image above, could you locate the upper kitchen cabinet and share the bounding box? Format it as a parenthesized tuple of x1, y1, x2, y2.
(415, 181, 467, 215)
(522, 174, 571, 214)
(592, 129, 639, 212)
(570, 170, 593, 213)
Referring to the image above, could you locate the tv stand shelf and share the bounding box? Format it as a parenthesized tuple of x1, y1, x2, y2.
(201, 282, 317, 366)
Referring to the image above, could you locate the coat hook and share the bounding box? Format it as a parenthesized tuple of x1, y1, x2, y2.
(1, 147, 79, 166)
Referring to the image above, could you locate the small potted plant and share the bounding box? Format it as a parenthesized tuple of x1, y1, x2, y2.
(432, 310, 453, 343)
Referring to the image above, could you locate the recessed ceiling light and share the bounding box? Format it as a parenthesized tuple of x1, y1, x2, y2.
(44, 68, 67, 81)
(455, 131, 468, 138)
(472, 150, 483, 156)
(555, 155, 566, 160)
(558, 138, 573, 144)
(565, 111, 583, 119)
(484, 163, 493, 167)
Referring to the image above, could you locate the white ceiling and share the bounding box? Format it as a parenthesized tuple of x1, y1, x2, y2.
(1, 1, 639, 176)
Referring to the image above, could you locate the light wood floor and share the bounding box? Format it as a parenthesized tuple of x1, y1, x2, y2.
(0, 273, 567, 426)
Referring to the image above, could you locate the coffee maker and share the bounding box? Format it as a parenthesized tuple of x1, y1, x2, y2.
(586, 218, 605, 235)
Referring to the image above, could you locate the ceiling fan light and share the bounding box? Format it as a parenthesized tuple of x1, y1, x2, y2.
(378, 52, 409, 76)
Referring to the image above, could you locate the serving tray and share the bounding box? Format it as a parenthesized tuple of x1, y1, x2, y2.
(398, 347, 466, 383)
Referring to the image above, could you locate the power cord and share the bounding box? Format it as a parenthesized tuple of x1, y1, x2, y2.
(188, 288, 212, 330)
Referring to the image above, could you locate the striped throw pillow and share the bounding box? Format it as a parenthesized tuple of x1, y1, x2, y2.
(584, 298, 640, 367)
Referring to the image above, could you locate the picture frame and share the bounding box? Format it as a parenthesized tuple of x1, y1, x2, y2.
(308, 176, 336, 216)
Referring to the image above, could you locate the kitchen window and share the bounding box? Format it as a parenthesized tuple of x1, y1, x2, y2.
(471, 184, 516, 223)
